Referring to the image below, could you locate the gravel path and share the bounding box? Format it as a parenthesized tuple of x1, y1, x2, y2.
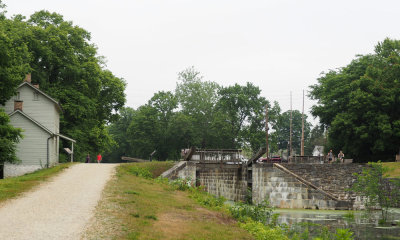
(0, 163, 117, 240)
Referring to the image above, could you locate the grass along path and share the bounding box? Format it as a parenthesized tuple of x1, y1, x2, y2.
(83, 162, 253, 240)
(0, 162, 75, 204)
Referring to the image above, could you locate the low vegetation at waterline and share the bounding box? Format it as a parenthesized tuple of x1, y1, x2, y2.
(0, 163, 75, 203)
(84, 161, 356, 240)
(351, 161, 400, 223)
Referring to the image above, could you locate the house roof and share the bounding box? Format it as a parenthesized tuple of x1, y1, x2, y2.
(9, 110, 77, 143)
(9, 110, 54, 135)
(17, 82, 62, 112)
(56, 133, 76, 143)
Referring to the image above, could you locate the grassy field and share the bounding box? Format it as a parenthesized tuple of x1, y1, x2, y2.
(382, 162, 400, 178)
(0, 163, 75, 203)
(83, 161, 253, 240)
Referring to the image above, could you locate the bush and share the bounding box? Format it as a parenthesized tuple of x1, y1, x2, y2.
(240, 220, 288, 240)
(128, 166, 153, 179)
(169, 178, 192, 191)
(189, 186, 225, 209)
(334, 228, 354, 240)
(229, 200, 274, 225)
(351, 161, 400, 222)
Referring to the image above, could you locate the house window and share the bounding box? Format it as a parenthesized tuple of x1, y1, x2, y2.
(33, 91, 39, 101)
(14, 92, 20, 100)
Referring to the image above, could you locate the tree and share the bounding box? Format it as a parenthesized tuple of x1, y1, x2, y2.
(304, 124, 326, 155)
(216, 82, 268, 149)
(24, 10, 126, 160)
(127, 105, 160, 160)
(175, 67, 220, 148)
(244, 101, 281, 154)
(148, 91, 178, 160)
(351, 161, 400, 222)
(0, 109, 22, 164)
(271, 110, 312, 155)
(104, 107, 136, 162)
(0, 11, 30, 104)
(0, 3, 29, 164)
(309, 38, 400, 162)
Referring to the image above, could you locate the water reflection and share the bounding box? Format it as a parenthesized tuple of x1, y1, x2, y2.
(275, 208, 400, 240)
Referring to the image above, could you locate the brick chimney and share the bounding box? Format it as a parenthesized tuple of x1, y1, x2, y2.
(33, 84, 39, 89)
(14, 100, 23, 111)
(24, 73, 31, 83)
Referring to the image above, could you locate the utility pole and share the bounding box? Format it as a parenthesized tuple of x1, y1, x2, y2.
(289, 91, 293, 160)
(301, 90, 305, 156)
(265, 104, 269, 159)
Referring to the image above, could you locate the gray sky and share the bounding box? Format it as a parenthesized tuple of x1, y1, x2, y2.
(5, 0, 400, 124)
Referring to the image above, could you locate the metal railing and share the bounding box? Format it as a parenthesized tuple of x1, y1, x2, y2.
(192, 149, 243, 164)
(289, 155, 324, 164)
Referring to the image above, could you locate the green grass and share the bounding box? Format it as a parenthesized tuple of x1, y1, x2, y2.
(83, 161, 253, 240)
(382, 162, 400, 178)
(0, 163, 75, 203)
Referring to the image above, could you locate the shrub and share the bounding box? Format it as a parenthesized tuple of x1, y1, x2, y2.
(169, 178, 192, 191)
(240, 220, 288, 240)
(189, 186, 225, 209)
(351, 161, 400, 222)
(128, 166, 153, 179)
(334, 228, 354, 240)
(229, 200, 274, 225)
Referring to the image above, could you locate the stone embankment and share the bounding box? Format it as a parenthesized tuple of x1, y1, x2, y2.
(165, 161, 367, 210)
(280, 163, 364, 201)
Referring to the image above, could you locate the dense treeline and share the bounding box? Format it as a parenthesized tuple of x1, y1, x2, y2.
(3, 1, 398, 164)
(0, 3, 125, 163)
(105, 67, 317, 162)
(310, 38, 400, 162)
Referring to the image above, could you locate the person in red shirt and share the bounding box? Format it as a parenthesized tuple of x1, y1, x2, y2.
(97, 154, 102, 164)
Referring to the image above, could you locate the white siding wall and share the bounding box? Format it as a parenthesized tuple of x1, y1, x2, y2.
(2, 84, 59, 133)
(21, 85, 57, 133)
(9, 113, 49, 166)
(0, 84, 61, 168)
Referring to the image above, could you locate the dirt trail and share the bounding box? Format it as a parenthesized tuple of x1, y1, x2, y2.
(0, 163, 117, 240)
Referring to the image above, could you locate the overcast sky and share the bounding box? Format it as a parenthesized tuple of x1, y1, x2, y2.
(4, 0, 400, 124)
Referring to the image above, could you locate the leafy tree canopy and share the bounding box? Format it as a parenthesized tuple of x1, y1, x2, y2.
(271, 110, 312, 156)
(23, 10, 126, 160)
(310, 38, 400, 162)
(0, 6, 126, 162)
(0, 109, 22, 164)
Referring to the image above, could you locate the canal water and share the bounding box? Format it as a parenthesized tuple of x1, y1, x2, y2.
(275, 208, 400, 240)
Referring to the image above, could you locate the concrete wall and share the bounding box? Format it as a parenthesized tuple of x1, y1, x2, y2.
(280, 163, 363, 202)
(252, 164, 342, 210)
(163, 161, 369, 210)
(197, 164, 248, 202)
(177, 162, 196, 181)
(4, 163, 42, 178)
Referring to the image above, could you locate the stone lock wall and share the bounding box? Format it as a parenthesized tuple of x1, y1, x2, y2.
(252, 164, 339, 209)
(177, 161, 196, 181)
(197, 164, 248, 202)
(163, 161, 370, 210)
(280, 164, 364, 202)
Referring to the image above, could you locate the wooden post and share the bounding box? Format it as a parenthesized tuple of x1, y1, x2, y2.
(289, 92, 293, 160)
(301, 90, 305, 156)
(71, 142, 74, 162)
(265, 104, 269, 159)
